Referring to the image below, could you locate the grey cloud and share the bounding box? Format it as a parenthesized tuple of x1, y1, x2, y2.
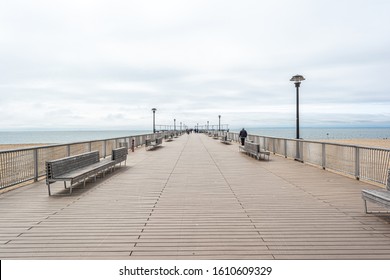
(1, 0, 389, 130)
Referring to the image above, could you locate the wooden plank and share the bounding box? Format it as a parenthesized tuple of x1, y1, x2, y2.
(1, 133, 390, 259)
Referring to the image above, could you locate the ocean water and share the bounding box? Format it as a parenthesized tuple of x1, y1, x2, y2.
(232, 127, 390, 140)
(0, 130, 151, 144)
(0, 127, 389, 144)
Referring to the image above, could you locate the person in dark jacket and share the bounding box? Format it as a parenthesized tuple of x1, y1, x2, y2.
(239, 128, 247, 146)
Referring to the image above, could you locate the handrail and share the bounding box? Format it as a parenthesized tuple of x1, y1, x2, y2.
(1, 130, 389, 190)
(0, 131, 174, 190)
(224, 131, 390, 186)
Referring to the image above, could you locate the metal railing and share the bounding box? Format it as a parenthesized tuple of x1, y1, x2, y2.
(0, 132, 173, 190)
(2, 130, 390, 190)
(225, 131, 390, 186)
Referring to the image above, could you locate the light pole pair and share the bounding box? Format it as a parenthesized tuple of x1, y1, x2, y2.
(151, 108, 178, 133)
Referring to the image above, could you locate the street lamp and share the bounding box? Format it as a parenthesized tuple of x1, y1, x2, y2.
(218, 115, 221, 131)
(290, 75, 305, 161)
(290, 75, 305, 139)
(151, 108, 157, 133)
(174, 119, 176, 131)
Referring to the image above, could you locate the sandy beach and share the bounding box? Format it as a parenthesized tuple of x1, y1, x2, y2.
(319, 139, 390, 149)
(0, 144, 49, 151)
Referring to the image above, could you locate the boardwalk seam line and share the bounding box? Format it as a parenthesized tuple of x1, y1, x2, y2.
(200, 135, 267, 244)
(136, 135, 189, 243)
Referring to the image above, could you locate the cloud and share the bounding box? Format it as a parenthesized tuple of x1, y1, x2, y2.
(0, 0, 390, 131)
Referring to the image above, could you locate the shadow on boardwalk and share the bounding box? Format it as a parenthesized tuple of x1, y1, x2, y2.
(0, 134, 390, 259)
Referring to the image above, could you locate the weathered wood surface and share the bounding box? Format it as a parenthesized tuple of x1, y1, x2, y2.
(1, 134, 390, 259)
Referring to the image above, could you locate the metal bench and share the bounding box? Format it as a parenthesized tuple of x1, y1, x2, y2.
(45, 147, 127, 196)
(145, 137, 163, 150)
(164, 134, 174, 142)
(220, 135, 232, 145)
(112, 146, 128, 166)
(239, 141, 270, 161)
(362, 170, 390, 214)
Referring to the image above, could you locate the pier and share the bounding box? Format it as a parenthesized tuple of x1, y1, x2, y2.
(1, 133, 390, 259)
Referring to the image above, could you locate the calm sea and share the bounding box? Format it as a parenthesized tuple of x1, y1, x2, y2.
(0, 127, 389, 144)
(232, 127, 390, 140)
(0, 130, 151, 144)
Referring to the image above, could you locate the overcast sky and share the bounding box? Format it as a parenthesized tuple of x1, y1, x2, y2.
(1, 0, 389, 131)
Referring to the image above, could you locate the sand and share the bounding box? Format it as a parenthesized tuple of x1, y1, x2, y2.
(319, 139, 390, 149)
(0, 144, 49, 151)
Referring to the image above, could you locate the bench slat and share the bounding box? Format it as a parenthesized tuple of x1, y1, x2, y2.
(145, 137, 163, 149)
(239, 142, 270, 161)
(361, 169, 390, 214)
(45, 148, 128, 196)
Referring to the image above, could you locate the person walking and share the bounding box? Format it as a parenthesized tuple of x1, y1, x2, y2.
(239, 128, 247, 146)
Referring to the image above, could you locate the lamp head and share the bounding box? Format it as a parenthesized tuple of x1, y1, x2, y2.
(290, 75, 305, 82)
(290, 75, 305, 88)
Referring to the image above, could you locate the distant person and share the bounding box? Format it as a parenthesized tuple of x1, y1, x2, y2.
(239, 128, 247, 146)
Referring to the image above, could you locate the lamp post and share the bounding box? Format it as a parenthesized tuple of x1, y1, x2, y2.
(218, 115, 221, 131)
(290, 75, 305, 161)
(290, 75, 305, 139)
(174, 119, 176, 131)
(151, 108, 157, 133)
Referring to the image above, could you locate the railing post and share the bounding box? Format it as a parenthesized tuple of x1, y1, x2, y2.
(295, 140, 303, 163)
(33, 149, 39, 182)
(387, 169, 390, 189)
(300, 141, 304, 162)
(355, 147, 360, 180)
(103, 140, 107, 158)
(272, 138, 275, 154)
(322, 143, 326, 170)
(67, 145, 71, 156)
(284, 139, 287, 158)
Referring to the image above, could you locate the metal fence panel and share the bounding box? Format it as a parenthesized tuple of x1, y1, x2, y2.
(1, 132, 390, 189)
(0, 132, 159, 190)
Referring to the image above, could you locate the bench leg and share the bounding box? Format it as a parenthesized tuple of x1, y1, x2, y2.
(363, 199, 390, 214)
(47, 183, 51, 196)
(364, 199, 368, 214)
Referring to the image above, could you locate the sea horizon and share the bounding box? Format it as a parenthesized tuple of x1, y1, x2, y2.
(0, 126, 389, 144)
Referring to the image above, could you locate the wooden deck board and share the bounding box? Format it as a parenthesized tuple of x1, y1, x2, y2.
(1, 133, 390, 259)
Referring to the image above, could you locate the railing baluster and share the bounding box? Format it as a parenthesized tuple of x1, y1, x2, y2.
(1, 132, 390, 190)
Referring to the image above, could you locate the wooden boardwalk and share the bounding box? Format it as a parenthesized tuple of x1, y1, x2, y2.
(1, 133, 390, 259)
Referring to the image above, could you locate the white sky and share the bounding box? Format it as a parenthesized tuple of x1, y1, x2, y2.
(1, 0, 389, 131)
